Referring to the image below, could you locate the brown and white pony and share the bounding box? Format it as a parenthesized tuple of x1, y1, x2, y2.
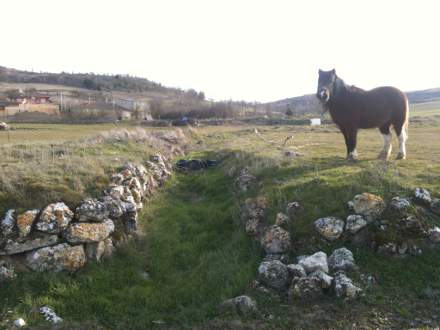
(316, 69, 409, 161)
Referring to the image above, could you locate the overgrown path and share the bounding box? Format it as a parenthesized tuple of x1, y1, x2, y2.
(0, 163, 260, 329)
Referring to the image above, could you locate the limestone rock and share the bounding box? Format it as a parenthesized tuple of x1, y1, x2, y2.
(108, 185, 125, 200)
(16, 210, 39, 238)
(1, 209, 16, 239)
(35, 203, 74, 234)
(399, 216, 425, 236)
(65, 219, 115, 243)
(286, 201, 300, 218)
(429, 227, 440, 243)
(261, 225, 291, 254)
(0, 263, 16, 281)
(287, 264, 307, 279)
(299, 251, 329, 274)
(309, 270, 334, 289)
(314, 217, 345, 241)
(123, 210, 139, 235)
(431, 198, 440, 215)
(100, 196, 124, 219)
(39, 306, 63, 324)
(334, 271, 362, 299)
(275, 212, 290, 228)
(111, 173, 124, 185)
(352, 193, 385, 220)
(85, 238, 114, 262)
(220, 295, 258, 316)
(377, 242, 397, 256)
(26, 243, 86, 272)
(414, 188, 432, 205)
(389, 197, 411, 215)
(3, 235, 59, 255)
(328, 247, 356, 272)
(257, 260, 290, 291)
(75, 199, 109, 222)
(234, 168, 256, 192)
(14, 318, 26, 327)
(242, 197, 267, 237)
(346, 215, 368, 234)
(289, 277, 323, 301)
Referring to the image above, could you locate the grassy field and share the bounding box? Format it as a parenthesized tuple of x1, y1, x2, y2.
(1, 120, 440, 328)
(410, 100, 440, 117)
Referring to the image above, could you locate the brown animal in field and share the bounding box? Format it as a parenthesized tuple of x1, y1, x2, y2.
(316, 69, 409, 161)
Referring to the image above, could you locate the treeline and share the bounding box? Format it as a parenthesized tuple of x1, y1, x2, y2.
(150, 99, 245, 119)
(0, 66, 205, 100)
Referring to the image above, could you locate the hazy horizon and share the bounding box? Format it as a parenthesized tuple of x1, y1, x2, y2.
(1, 0, 439, 102)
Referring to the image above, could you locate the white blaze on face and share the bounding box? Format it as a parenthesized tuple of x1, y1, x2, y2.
(319, 89, 330, 103)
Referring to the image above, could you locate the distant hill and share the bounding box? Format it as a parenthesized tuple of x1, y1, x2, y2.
(0, 66, 204, 99)
(267, 87, 440, 116)
(406, 88, 440, 104)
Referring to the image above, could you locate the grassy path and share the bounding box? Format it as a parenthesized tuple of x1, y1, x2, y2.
(0, 166, 260, 329)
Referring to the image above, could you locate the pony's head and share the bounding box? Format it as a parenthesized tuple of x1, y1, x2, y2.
(316, 69, 337, 104)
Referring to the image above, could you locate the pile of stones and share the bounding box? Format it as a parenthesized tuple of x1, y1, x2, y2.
(257, 247, 362, 301)
(313, 189, 440, 256)
(0, 153, 173, 278)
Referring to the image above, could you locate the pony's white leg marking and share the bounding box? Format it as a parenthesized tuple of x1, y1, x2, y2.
(379, 133, 392, 160)
(348, 149, 358, 161)
(397, 127, 407, 159)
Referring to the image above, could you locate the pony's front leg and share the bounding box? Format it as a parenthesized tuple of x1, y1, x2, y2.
(346, 128, 358, 162)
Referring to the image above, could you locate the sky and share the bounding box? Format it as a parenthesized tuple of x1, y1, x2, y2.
(1, 0, 439, 102)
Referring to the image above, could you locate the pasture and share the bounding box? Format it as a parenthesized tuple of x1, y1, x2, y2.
(1, 119, 440, 328)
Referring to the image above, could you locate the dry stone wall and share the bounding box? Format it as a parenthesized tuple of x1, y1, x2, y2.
(1, 144, 182, 279)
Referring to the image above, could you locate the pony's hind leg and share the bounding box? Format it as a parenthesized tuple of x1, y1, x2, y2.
(394, 122, 408, 160)
(378, 124, 392, 160)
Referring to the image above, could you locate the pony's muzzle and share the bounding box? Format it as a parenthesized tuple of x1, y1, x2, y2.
(317, 88, 329, 103)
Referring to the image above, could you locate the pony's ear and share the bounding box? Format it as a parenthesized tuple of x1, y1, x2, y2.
(331, 69, 336, 74)
(318, 69, 323, 74)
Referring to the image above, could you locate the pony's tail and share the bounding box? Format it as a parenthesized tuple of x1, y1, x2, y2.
(404, 98, 409, 139)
